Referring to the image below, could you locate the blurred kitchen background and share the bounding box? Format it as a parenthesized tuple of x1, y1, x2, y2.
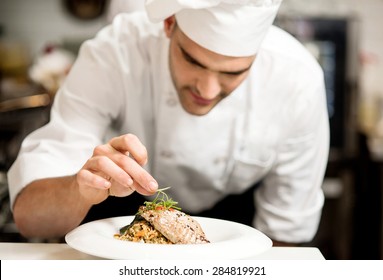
(0, 0, 382, 260)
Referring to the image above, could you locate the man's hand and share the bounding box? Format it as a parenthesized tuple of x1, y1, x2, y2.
(76, 134, 158, 205)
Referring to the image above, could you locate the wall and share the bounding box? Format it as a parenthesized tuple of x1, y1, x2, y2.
(0, 0, 108, 57)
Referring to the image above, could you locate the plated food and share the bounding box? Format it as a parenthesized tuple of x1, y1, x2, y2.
(114, 188, 210, 245)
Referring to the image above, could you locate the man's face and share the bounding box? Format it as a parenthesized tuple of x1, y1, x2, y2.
(164, 17, 256, 116)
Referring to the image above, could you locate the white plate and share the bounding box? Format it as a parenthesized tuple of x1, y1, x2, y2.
(65, 216, 272, 260)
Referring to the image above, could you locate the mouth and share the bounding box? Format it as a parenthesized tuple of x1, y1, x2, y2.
(189, 90, 214, 106)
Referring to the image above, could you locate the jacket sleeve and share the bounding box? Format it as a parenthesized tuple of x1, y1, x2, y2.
(254, 71, 330, 243)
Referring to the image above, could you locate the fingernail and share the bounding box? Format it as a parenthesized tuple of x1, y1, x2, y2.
(148, 181, 158, 192)
(127, 178, 133, 186)
(104, 180, 111, 188)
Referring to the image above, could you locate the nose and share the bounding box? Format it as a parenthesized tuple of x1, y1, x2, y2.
(196, 71, 221, 99)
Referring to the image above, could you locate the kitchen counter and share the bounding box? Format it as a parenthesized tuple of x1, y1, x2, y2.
(0, 242, 325, 260)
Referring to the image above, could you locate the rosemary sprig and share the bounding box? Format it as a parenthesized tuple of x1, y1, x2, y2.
(142, 187, 181, 211)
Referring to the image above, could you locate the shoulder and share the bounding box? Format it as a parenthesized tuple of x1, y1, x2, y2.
(246, 26, 328, 135)
(106, 12, 163, 40)
(258, 26, 323, 80)
(80, 12, 164, 62)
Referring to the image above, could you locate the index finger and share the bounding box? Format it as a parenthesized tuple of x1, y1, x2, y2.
(109, 134, 148, 166)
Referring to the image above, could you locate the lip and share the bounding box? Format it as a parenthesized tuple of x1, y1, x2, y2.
(189, 90, 214, 106)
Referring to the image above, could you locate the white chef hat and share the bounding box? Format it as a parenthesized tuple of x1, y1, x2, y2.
(145, 0, 283, 57)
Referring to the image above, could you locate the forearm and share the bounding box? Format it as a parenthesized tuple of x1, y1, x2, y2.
(13, 175, 92, 239)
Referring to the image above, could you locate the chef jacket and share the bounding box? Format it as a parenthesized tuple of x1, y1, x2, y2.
(8, 12, 329, 243)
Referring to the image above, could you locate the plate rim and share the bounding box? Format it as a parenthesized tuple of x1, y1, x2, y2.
(65, 216, 272, 260)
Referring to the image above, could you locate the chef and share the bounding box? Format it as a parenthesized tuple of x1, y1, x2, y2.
(7, 0, 329, 246)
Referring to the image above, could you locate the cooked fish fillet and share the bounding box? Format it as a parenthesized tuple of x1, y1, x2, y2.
(139, 208, 210, 244)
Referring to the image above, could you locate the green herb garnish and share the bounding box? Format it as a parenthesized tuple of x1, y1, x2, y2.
(141, 187, 181, 212)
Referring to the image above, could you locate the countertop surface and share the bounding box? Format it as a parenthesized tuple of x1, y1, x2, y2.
(0, 242, 325, 260)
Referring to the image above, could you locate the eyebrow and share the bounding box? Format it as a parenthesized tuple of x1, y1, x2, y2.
(179, 46, 252, 75)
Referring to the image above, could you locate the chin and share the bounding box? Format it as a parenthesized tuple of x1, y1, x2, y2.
(182, 105, 212, 116)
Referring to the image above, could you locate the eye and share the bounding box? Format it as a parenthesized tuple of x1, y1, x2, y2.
(224, 72, 242, 77)
(184, 54, 202, 68)
(180, 47, 205, 69)
(222, 69, 249, 77)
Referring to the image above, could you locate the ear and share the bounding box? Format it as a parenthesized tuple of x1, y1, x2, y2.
(164, 16, 176, 38)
